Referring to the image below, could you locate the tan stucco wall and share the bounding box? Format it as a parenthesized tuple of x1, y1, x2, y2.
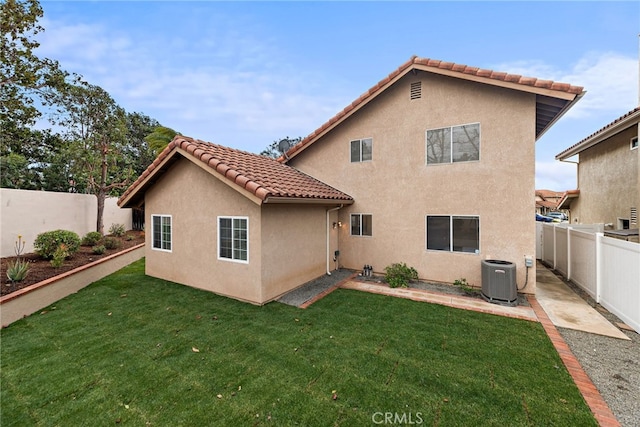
(0, 189, 132, 257)
(290, 72, 537, 292)
(571, 126, 639, 228)
(144, 158, 263, 303)
(260, 204, 337, 302)
(143, 158, 338, 304)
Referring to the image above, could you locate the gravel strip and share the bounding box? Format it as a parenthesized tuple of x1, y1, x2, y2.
(557, 280, 639, 427)
(278, 269, 639, 426)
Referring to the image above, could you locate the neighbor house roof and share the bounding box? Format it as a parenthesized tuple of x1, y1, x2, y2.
(118, 136, 354, 208)
(557, 189, 580, 210)
(535, 189, 564, 201)
(281, 55, 585, 162)
(556, 106, 640, 160)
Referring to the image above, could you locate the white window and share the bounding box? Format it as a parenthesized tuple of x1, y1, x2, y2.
(426, 123, 480, 165)
(426, 215, 479, 253)
(631, 136, 638, 150)
(350, 214, 372, 236)
(151, 215, 172, 252)
(218, 216, 248, 262)
(350, 138, 373, 162)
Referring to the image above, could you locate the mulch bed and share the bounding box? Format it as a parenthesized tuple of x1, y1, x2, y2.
(1, 231, 145, 297)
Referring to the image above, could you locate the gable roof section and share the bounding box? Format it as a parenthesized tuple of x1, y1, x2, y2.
(282, 55, 584, 162)
(118, 136, 354, 208)
(556, 107, 640, 160)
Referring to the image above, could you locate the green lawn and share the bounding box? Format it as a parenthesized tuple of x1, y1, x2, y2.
(1, 259, 596, 426)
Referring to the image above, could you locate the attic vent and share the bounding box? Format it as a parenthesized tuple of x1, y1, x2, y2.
(631, 207, 638, 226)
(410, 82, 421, 100)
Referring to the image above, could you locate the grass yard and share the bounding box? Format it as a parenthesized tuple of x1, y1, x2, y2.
(1, 259, 596, 426)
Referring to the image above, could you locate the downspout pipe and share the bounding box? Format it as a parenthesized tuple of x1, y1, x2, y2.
(326, 205, 343, 275)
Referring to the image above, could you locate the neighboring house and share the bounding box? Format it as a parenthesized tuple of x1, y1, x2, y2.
(556, 107, 639, 230)
(119, 56, 584, 304)
(535, 189, 564, 215)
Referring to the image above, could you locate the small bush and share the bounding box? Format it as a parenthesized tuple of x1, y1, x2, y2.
(92, 245, 106, 255)
(103, 237, 121, 250)
(454, 278, 477, 295)
(109, 223, 126, 237)
(384, 262, 419, 288)
(34, 230, 80, 259)
(6, 259, 30, 282)
(125, 234, 134, 241)
(81, 231, 103, 246)
(50, 244, 69, 268)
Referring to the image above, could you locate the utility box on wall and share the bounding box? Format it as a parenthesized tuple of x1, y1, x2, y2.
(481, 260, 517, 306)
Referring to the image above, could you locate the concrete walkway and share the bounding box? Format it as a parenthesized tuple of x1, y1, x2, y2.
(535, 263, 630, 340)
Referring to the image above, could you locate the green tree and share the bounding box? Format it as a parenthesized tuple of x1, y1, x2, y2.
(125, 112, 162, 175)
(260, 136, 302, 159)
(1, 0, 65, 128)
(144, 125, 179, 155)
(46, 78, 135, 234)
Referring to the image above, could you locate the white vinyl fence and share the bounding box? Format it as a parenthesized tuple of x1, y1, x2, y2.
(537, 222, 640, 334)
(0, 189, 132, 258)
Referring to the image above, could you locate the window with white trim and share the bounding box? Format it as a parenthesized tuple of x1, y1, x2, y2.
(350, 214, 372, 236)
(350, 138, 373, 162)
(218, 216, 248, 262)
(631, 136, 638, 150)
(426, 215, 479, 253)
(426, 123, 480, 165)
(151, 215, 172, 251)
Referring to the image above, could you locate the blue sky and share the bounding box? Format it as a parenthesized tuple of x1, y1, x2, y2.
(37, 1, 639, 191)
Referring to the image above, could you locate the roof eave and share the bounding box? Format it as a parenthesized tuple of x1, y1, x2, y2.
(537, 90, 586, 141)
(556, 108, 640, 160)
(118, 146, 180, 209)
(263, 196, 354, 205)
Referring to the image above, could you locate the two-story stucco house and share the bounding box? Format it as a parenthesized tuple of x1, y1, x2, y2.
(119, 56, 584, 305)
(556, 107, 639, 231)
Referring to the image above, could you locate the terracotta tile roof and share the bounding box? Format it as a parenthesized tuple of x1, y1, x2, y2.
(282, 55, 584, 161)
(536, 200, 559, 209)
(118, 136, 353, 207)
(535, 189, 564, 200)
(556, 107, 640, 160)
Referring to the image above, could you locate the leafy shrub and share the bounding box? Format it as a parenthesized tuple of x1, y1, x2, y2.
(6, 259, 30, 282)
(50, 244, 69, 268)
(34, 230, 80, 259)
(108, 223, 126, 237)
(384, 262, 419, 288)
(125, 234, 134, 241)
(92, 245, 106, 255)
(454, 278, 477, 295)
(103, 237, 121, 250)
(81, 231, 103, 246)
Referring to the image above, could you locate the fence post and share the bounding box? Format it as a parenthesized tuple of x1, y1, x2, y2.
(553, 224, 557, 270)
(595, 232, 603, 303)
(567, 226, 572, 281)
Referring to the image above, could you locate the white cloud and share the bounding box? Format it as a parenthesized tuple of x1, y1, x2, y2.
(562, 52, 638, 118)
(35, 16, 347, 150)
(495, 52, 638, 120)
(535, 160, 577, 192)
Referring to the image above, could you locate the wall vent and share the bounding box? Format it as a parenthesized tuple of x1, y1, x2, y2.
(410, 82, 421, 100)
(631, 207, 638, 226)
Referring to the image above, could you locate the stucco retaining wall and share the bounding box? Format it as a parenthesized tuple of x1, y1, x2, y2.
(0, 189, 133, 257)
(0, 244, 144, 327)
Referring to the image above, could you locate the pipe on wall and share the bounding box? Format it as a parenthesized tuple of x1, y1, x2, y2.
(326, 205, 343, 275)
